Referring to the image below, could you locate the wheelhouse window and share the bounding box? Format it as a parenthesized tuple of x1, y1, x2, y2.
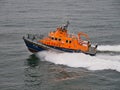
(66, 40, 68, 43)
(51, 37, 54, 40)
(66, 40, 72, 44)
(51, 37, 62, 41)
(58, 38, 61, 41)
(55, 38, 57, 40)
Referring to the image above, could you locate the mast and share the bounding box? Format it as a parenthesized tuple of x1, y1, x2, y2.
(62, 21, 69, 30)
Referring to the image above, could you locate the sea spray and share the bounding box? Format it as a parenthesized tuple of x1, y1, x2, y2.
(37, 45, 120, 72)
(98, 45, 120, 52)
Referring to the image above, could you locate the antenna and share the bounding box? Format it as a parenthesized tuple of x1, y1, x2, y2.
(62, 20, 70, 30)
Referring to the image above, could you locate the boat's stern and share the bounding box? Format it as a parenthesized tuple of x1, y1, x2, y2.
(87, 43, 98, 56)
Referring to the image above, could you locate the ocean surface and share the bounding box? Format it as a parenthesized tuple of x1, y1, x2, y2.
(0, 0, 120, 90)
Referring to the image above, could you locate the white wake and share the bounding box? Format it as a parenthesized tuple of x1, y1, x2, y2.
(98, 45, 120, 52)
(37, 45, 120, 72)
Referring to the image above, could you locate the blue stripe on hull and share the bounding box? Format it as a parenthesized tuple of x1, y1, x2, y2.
(49, 46, 80, 53)
(23, 38, 95, 56)
(23, 38, 81, 53)
(24, 39, 46, 53)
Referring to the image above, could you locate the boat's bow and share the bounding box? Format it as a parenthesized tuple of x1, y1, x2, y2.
(23, 34, 49, 53)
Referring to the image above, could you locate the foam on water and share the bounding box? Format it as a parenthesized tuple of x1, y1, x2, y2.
(37, 45, 120, 72)
(98, 45, 120, 52)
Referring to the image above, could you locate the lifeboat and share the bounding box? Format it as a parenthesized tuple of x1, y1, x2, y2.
(23, 21, 98, 56)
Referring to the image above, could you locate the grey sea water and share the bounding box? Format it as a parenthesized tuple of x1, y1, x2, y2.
(0, 0, 120, 90)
